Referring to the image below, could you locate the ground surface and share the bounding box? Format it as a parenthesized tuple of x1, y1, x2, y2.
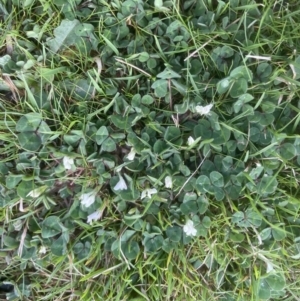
(1, 1, 300, 300)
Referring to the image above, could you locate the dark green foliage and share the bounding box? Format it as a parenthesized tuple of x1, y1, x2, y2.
(0, 0, 300, 300)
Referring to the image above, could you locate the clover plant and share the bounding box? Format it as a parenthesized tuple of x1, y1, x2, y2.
(0, 0, 299, 300)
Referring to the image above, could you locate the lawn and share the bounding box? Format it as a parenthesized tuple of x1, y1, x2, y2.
(1, 0, 300, 300)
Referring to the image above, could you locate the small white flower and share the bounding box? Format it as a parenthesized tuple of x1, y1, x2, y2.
(63, 156, 74, 170)
(165, 176, 172, 188)
(183, 220, 197, 237)
(187, 136, 195, 146)
(266, 260, 274, 273)
(127, 148, 136, 161)
(195, 103, 213, 115)
(114, 175, 127, 191)
(27, 189, 41, 198)
(116, 166, 123, 172)
(80, 191, 96, 207)
(87, 210, 101, 224)
(141, 188, 157, 199)
(39, 246, 47, 254)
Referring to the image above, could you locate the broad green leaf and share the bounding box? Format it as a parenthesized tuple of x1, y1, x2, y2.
(122, 0, 142, 16)
(164, 126, 182, 145)
(110, 115, 135, 130)
(74, 23, 94, 35)
(214, 187, 225, 201)
(122, 241, 140, 260)
(277, 143, 296, 160)
(147, 58, 157, 69)
(247, 210, 262, 227)
(162, 238, 178, 253)
(230, 78, 248, 98)
(42, 216, 62, 238)
(171, 79, 187, 96)
(258, 279, 271, 300)
(21, 247, 37, 260)
(230, 66, 253, 81)
(166, 226, 182, 242)
(95, 126, 109, 145)
(260, 228, 272, 240)
(210, 171, 224, 187)
(221, 45, 234, 58)
(194, 120, 213, 140)
(3, 235, 19, 249)
(23, 0, 34, 7)
(230, 232, 245, 242)
(47, 19, 80, 53)
(18, 132, 42, 151)
(232, 211, 245, 225)
(272, 227, 286, 241)
(154, 0, 163, 8)
(258, 273, 285, 299)
(101, 137, 117, 152)
(38, 121, 51, 143)
(141, 95, 154, 105)
(202, 216, 211, 228)
(249, 165, 264, 180)
(222, 156, 233, 171)
(73, 241, 91, 259)
(151, 79, 168, 97)
(157, 68, 181, 79)
(166, 20, 190, 41)
(143, 235, 164, 253)
(232, 209, 262, 228)
(257, 63, 272, 80)
(0, 54, 11, 67)
(16, 113, 42, 132)
(17, 180, 35, 199)
(38, 67, 67, 83)
(180, 200, 198, 214)
(258, 113, 274, 126)
(110, 133, 126, 141)
(196, 175, 214, 194)
(51, 235, 67, 256)
(249, 127, 260, 142)
(120, 230, 136, 242)
(198, 196, 209, 214)
(64, 133, 82, 146)
(261, 273, 286, 291)
(257, 176, 278, 195)
(139, 52, 150, 62)
(6, 174, 23, 189)
(233, 93, 254, 113)
(217, 78, 231, 94)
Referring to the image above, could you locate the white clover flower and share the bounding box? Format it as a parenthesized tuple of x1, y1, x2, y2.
(127, 148, 136, 161)
(257, 252, 277, 274)
(195, 103, 213, 115)
(87, 210, 102, 224)
(80, 191, 96, 207)
(165, 176, 172, 188)
(141, 188, 157, 199)
(114, 175, 128, 191)
(27, 188, 42, 198)
(63, 156, 74, 170)
(183, 220, 197, 237)
(187, 136, 195, 146)
(39, 246, 47, 254)
(266, 260, 274, 273)
(116, 166, 123, 173)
